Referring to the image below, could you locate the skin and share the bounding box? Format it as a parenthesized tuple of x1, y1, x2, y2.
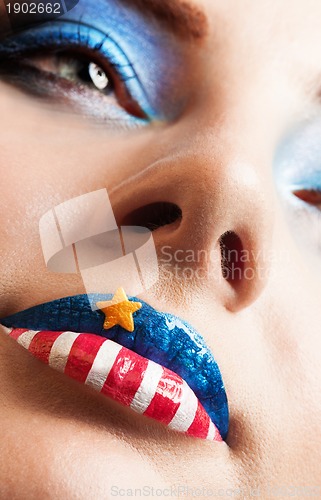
(0, 0, 321, 497)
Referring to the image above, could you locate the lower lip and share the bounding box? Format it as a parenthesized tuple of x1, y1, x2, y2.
(3, 326, 222, 442)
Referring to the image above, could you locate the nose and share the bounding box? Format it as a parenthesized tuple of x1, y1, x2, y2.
(111, 131, 273, 313)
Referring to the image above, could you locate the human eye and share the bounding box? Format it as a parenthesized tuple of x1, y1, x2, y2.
(0, 0, 189, 129)
(274, 118, 321, 253)
(0, 18, 155, 128)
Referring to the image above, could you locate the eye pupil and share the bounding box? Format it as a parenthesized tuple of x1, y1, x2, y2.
(88, 62, 109, 91)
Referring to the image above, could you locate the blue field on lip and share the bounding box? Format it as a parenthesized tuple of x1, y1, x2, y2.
(2, 294, 229, 439)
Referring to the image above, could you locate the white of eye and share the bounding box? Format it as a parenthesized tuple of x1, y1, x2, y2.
(88, 62, 109, 90)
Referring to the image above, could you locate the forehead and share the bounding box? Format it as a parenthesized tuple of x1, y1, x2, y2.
(188, 0, 321, 92)
(196, 0, 321, 49)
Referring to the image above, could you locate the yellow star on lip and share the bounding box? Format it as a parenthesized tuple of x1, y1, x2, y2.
(96, 287, 142, 333)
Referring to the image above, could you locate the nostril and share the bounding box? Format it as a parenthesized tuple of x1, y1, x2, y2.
(122, 202, 182, 232)
(219, 231, 244, 284)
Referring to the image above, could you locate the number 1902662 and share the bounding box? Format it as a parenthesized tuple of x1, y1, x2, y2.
(6, 2, 62, 14)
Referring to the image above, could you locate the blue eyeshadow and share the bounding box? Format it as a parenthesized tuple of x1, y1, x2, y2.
(64, 0, 185, 117)
(0, 0, 185, 121)
(274, 118, 321, 193)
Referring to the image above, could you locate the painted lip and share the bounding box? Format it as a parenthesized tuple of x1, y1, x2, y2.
(1, 294, 229, 441)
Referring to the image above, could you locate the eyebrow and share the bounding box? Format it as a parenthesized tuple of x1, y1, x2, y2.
(119, 0, 208, 40)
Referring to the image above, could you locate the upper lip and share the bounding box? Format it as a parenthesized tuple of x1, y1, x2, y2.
(1, 293, 229, 439)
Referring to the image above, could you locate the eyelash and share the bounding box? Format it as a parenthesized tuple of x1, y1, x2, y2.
(292, 188, 321, 208)
(0, 20, 153, 125)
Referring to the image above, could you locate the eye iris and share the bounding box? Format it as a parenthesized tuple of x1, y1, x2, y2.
(88, 62, 109, 91)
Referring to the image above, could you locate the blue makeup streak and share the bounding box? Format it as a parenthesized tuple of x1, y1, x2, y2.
(274, 118, 321, 197)
(0, 0, 185, 121)
(0, 21, 155, 122)
(2, 294, 229, 439)
(63, 0, 185, 119)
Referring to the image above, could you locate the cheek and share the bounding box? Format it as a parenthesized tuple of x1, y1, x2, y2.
(0, 84, 110, 248)
(0, 82, 158, 313)
(0, 334, 155, 491)
(266, 207, 321, 399)
(0, 85, 84, 310)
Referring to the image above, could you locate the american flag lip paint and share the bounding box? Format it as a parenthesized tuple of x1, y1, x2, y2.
(1, 293, 229, 440)
(1, 327, 222, 441)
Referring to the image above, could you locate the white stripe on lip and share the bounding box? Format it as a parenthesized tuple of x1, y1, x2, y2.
(49, 331, 80, 373)
(17, 330, 39, 349)
(130, 361, 163, 414)
(85, 339, 122, 391)
(0, 326, 13, 335)
(207, 421, 217, 441)
(167, 380, 198, 432)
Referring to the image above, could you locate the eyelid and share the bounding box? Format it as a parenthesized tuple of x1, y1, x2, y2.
(0, 19, 156, 120)
(290, 185, 321, 205)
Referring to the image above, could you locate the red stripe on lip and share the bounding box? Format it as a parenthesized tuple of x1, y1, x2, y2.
(64, 334, 106, 383)
(4, 327, 222, 441)
(143, 367, 183, 425)
(187, 400, 211, 439)
(9, 328, 28, 341)
(29, 330, 63, 364)
(101, 347, 149, 406)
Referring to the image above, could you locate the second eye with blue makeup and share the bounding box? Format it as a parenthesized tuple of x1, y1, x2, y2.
(0, 0, 186, 128)
(274, 117, 321, 254)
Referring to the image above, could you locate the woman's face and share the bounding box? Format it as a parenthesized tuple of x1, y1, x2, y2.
(0, 0, 321, 496)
